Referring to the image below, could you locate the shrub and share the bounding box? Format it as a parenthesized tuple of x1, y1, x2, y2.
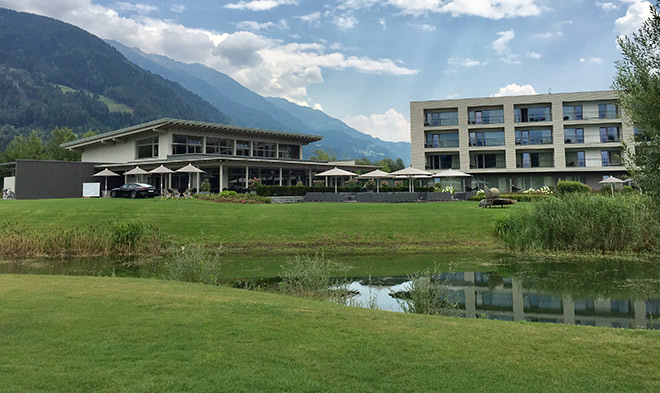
(278, 254, 349, 301)
(200, 179, 211, 192)
(556, 180, 591, 195)
(195, 192, 271, 204)
(396, 266, 459, 316)
(494, 193, 660, 253)
(168, 244, 223, 285)
(111, 220, 145, 253)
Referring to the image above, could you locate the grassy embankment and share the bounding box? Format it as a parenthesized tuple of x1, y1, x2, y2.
(1, 274, 659, 393)
(0, 198, 507, 255)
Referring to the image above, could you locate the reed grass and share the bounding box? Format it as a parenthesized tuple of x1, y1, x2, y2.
(0, 220, 162, 258)
(494, 193, 660, 253)
(278, 254, 350, 301)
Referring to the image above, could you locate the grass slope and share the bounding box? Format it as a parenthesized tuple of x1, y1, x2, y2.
(1, 275, 659, 393)
(0, 199, 506, 254)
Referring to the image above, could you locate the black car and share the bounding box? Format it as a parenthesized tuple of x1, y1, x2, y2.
(110, 183, 158, 198)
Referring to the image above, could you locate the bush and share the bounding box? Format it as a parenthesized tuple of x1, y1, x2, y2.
(396, 266, 459, 316)
(111, 220, 144, 253)
(168, 244, 223, 285)
(556, 180, 591, 195)
(195, 192, 271, 204)
(255, 185, 435, 196)
(469, 193, 552, 202)
(494, 193, 660, 253)
(278, 254, 349, 301)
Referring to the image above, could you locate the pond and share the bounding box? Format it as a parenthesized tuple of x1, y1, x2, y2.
(2, 253, 660, 329)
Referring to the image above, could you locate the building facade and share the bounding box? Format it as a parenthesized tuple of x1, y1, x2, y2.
(410, 90, 632, 191)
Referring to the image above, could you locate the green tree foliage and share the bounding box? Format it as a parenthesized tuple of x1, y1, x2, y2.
(309, 149, 337, 161)
(0, 127, 81, 163)
(354, 157, 405, 172)
(45, 127, 81, 161)
(613, 1, 660, 198)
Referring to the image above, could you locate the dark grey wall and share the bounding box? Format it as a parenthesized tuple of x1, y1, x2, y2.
(14, 160, 100, 199)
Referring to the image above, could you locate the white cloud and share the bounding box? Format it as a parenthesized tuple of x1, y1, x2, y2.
(114, 2, 157, 14)
(0, 0, 416, 104)
(170, 4, 185, 13)
(409, 23, 436, 32)
(447, 57, 481, 67)
(344, 109, 410, 143)
(379, 18, 387, 30)
(615, 0, 652, 38)
(333, 14, 358, 30)
(596, 1, 618, 12)
(579, 57, 604, 64)
(527, 51, 541, 59)
(298, 11, 321, 26)
(386, 0, 545, 19)
(492, 29, 519, 63)
(236, 19, 288, 32)
(492, 83, 537, 97)
(225, 0, 298, 11)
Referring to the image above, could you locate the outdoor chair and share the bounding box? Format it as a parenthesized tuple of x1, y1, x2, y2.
(183, 189, 193, 199)
(160, 189, 171, 199)
(171, 189, 180, 199)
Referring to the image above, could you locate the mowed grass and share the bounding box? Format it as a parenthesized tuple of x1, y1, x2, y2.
(0, 198, 506, 253)
(1, 274, 659, 393)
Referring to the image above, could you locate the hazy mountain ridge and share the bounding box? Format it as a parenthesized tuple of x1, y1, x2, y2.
(108, 40, 411, 163)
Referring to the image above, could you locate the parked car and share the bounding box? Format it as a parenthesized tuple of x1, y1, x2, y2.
(110, 183, 158, 198)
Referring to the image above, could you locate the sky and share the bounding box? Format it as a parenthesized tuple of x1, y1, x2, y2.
(0, 0, 654, 143)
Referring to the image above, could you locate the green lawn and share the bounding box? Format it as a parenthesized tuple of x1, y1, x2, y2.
(0, 198, 507, 254)
(1, 275, 658, 393)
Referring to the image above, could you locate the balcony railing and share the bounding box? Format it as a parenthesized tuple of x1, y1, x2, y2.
(563, 110, 619, 121)
(425, 118, 459, 127)
(468, 116, 504, 125)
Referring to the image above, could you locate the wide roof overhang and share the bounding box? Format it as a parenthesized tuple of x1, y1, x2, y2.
(61, 118, 324, 150)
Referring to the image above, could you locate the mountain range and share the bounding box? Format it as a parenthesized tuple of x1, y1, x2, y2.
(0, 7, 410, 163)
(108, 41, 410, 163)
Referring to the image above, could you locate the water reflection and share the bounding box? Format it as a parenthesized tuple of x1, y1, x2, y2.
(348, 270, 660, 329)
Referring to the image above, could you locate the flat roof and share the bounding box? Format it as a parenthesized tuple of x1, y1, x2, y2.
(61, 118, 323, 150)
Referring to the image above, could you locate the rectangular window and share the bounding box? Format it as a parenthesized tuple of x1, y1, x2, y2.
(566, 151, 586, 167)
(598, 103, 618, 119)
(468, 108, 503, 125)
(425, 110, 458, 126)
(425, 132, 459, 148)
(470, 152, 506, 169)
(599, 126, 620, 143)
(426, 154, 459, 170)
(515, 129, 552, 145)
(236, 140, 251, 156)
(171, 134, 202, 155)
(564, 128, 584, 144)
(601, 150, 622, 166)
(469, 130, 505, 147)
(517, 151, 554, 168)
(563, 105, 583, 120)
(253, 141, 276, 158)
(278, 144, 300, 159)
(514, 106, 551, 122)
(206, 137, 233, 155)
(136, 137, 158, 159)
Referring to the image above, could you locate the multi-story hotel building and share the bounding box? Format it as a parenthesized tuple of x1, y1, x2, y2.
(410, 90, 632, 191)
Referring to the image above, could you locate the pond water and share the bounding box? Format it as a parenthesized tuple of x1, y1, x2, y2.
(2, 254, 660, 329)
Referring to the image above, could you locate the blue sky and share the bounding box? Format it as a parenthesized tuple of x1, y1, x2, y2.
(0, 0, 654, 142)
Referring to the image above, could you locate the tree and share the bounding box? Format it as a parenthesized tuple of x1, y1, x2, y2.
(0, 130, 46, 162)
(309, 149, 337, 161)
(613, 1, 660, 197)
(45, 127, 81, 161)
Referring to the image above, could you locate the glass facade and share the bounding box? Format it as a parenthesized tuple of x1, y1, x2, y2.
(205, 137, 233, 155)
(136, 136, 158, 159)
(278, 144, 300, 159)
(598, 103, 618, 119)
(235, 140, 251, 156)
(563, 105, 583, 120)
(565, 151, 586, 167)
(253, 141, 276, 158)
(514, 106, 551, 122)
(468, 108, 504, 125)
(515, 129, 552, 145)
(601, 150, 622, 166)
(425, 109, 458, 126)
(172, 134, 202, 155)
(426, 153, 459, 170)
(470, 152, 506, 169)
(516, 151, 554, 168)
(564, 128, 584, 144)
(425, 132, 459, 148)
(469, 130, 505, 147)
(600, 126, 620, 142)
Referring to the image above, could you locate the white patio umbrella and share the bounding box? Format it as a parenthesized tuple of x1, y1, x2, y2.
(434, 168, 473, 192)
(599, 176, 625, 196)
(390, 167, 433, 192)
(357, 169, 392, 193)
(149, 165, 175, 193)
(92, 168, 119, 197)
(176, 163, 205, 190)
(315, 167, 358, 193)
(123, 166, 149, 183)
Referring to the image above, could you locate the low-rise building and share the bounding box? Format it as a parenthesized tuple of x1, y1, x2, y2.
(410, 90, 632, 191)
